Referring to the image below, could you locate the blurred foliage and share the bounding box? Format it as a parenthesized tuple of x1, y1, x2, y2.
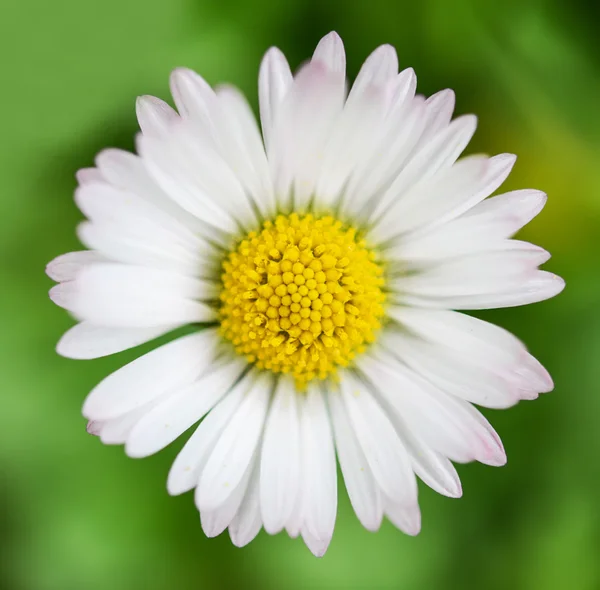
(0, 0, 599, 588)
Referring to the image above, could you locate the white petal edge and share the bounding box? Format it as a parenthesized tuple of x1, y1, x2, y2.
(339, 373, 417, 506)
(312, 31, 346, 74)
(57, 322, 180, 359)
(136, 95, 179, 137)
(328, 388, 383, 531)
(196, 373, 273, 512)
(50, 263, 216, 328)
(82, 330, 218, 421)
(229, 456, 263, 547)
(259, 376, 301, 534)
(126, 358, 246, 458)
(46, 251, 106, 282)
(299, 384, 337, 545)
(258, 47, 293, 152)
(399, 271, 565, 310)
(167, 373, 254, 496)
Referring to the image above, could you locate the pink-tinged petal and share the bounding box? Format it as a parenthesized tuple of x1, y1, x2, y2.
(136, 95, 179, 137)
(46, 251, 106, 282)
(76, 167, 104, 185)
(312, 31, 346, 75)
(385, 500, 422, 536)
(258, 47, 293, 151)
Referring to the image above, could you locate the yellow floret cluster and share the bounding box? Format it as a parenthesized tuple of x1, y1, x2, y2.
(219, 213, 386, 388)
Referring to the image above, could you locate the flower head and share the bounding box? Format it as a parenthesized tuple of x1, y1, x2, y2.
(47, 32, 564, 556)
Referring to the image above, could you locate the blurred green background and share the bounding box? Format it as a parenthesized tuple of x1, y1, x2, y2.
(1, 0, 598, 588)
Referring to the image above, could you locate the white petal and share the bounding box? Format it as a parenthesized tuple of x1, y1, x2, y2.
(268, 61, 345, 210)
(77, 221, 214, 278)
(98, 414, 141, 445)
(196, 374, 272, 512)
(349, 44, 398, 99)
(340, 373, 417, 505)
(301, 527, 331, 558)
(96, 401, 161, 445)
(215, 85, 276, 217)
(384, 328, 521, 409)
(390, 307, 523, 358)
(57, 322, 179, 359)
(46, 251, 106, 282)
(370, 154, 488, 241)
(415, 89, 455, 148)
(167, 374, 253, 495)
(317, 45, 398, 209)
(384, 500, 421, 536)
(342, 96, 426, 217)
(385, 219, 515, 266)
(136, 95, 178, 137)
(392, 248, 549, 300)
(363, 373, 462, 497)
(312, 31, 346, 74)
(259, 376, 301, 534)
(405, 437, 462, 498)
(94, 149, 156, 199)
(50, 263, 216, 328)
(374, 152, 517, 243)
(169, 68, 215, 132)
(87, 420, 103, 436)
(285, 495, 303, 539)
(163, 74, 265, 228)
(258, 47, 293, 152)
(388, 307, 553, 396)
(369, 114, 478, 223)
(388, 68, 417, 114)
(299, 385, 337, 544)
(360, 353, 506, 466)
(314, 54, 393, 210)
(82, 330, 218, 420)
(138, 123, 252, 235)
(386, 190, 545, 265)
(429, 153, 518, 229)
(126, 358, 246, 458)
(463, 188, 547, 231)
(513, 354, 554, 395)
(229, 457, 263, 547)
(329, 390, 383, 531)
(76, 168, 104, 184)
(201, 454, 254, 538)
(94, 148, 210, 235)
(401, 270, 565, 310)
(74, 180, 211, 274)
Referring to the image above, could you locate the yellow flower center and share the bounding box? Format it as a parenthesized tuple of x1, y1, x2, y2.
(219, 213, 386, 388)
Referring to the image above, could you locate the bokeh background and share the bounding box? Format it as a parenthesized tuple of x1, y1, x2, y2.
(1, 0, 599, 588)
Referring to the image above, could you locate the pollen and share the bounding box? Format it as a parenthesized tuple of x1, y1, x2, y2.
(219, 213, 386, 389)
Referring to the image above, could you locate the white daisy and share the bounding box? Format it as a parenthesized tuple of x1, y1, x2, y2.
(47, 32, 564, 556)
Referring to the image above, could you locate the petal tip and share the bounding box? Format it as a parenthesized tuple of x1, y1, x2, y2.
(261, 46, 287, 68)
(493, 152, 517, 168)
(86, 420, 102, 436)
(49, 283, 70, 309)
(554, 274, 566, 293)
(487, 450, 508, 467)
(313, 31, 345, 73)
(45, 261, 58, 282)
(55, 333, 75, 359)
(124, 440, 147, 459)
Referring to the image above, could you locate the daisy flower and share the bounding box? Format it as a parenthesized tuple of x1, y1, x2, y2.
(47, 32, 564, 556)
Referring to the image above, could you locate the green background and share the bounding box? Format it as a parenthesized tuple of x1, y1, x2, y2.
(1, 0, 598, 588)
